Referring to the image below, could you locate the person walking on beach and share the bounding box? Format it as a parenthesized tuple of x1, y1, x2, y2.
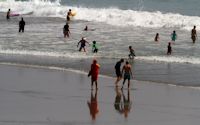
(66, 9, 72, 21)
(115, 59, 124, 86)
(92, 41, 98, 53)
(88, 59, 100, 90)
(167, 42, 172, 55)
(128, 46, 136, 59)
(121, 61, 133, 89)
(191, 26, 197, 43)
(77, 37, 90, 52)
(19, 17, 25, 32)
(63, 23, 70, 38)
(154, 33, 159, 42)
(6, 9, 11, 20)
(171, 30, 177, 42)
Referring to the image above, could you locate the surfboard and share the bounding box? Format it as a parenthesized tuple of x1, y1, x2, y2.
(71, 11, 76, 16)
(10, 11, 33, 17)
(10, 13, 20, 17)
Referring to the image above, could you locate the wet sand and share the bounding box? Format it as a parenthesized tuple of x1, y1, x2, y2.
(0, 64, 200, 125)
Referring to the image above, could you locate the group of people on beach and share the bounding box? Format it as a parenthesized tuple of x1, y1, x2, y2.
(87, 58, 134, 90)
(154, 26, 197, 55)
(6, 8, 198, 91)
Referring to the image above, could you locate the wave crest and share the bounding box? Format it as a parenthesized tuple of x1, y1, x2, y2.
(0, 0, 200, 30)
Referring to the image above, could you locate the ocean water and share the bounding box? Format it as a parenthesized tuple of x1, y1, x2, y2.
(0, 0, 200, 86)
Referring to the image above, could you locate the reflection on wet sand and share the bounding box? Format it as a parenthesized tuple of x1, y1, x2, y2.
(87, 89, 99, 120)
(114, 87, 132, 118)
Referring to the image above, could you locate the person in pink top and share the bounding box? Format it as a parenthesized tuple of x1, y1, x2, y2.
(88, 59, 100, 90)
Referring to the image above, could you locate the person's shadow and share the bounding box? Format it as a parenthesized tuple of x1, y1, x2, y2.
(121, 89, 132, 118)
(114, 87, 123, 114)
(87, 89, 99, 121)
(114, 87, 132, 118)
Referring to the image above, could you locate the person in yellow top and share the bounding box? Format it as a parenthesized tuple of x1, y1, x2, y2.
(121, 61, 133, 89)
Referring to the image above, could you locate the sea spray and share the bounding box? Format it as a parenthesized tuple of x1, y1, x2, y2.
(0, 0, 200, 30)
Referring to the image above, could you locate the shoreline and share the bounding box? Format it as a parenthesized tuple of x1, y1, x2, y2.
(0, 53, 200, 87)
(0, 61, 200, 90)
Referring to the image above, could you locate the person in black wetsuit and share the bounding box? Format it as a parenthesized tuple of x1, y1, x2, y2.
(77, 37, 90, 52)
(19, 17, 25, 32)
(191, 26, 197, 43)
(167, 42, 172, 55)
(115, 58, 124, 86)
(6, 9, 11, 20)
(128, 46, 136, 59)
(63, 23, 70, 38)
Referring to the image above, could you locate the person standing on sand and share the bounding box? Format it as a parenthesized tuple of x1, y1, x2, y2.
(63, 23, 70, 38)
(191, 26, 197, 43)
(121, 61, 133, 89)
(77, 37, 90, 52)
(115, 59, 124, 86)
(19, 17, 25, 32)
(88, 59, 100, 90)
(6, 9, 11, 20)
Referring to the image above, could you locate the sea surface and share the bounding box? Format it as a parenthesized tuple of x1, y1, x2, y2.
(0, 0, 200, 86)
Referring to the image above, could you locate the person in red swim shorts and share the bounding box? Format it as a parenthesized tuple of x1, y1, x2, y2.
(88, 59, 100, 90)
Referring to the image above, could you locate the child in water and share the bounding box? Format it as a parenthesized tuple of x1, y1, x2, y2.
(92, 41, 98, 53)
(171, 30, 177, 42)
(128, 46, 136, 59)
(167, 42, 172, 55)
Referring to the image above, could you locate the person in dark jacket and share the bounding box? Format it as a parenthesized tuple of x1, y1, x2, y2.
(19, 17, 25, 32)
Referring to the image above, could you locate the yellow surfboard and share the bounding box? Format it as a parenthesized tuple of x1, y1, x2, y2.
(71, 11, 76, 16)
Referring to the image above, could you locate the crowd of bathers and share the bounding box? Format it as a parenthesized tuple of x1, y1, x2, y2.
(5, 8, 198, 90)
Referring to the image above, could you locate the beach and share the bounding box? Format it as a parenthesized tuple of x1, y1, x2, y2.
(1, 64, 200, 125)
(1, 0, 200, 124)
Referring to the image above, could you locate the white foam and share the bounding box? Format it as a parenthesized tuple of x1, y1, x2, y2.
(0, 0, 200, 30)
(137, 56, 200, 64)
(1, 48, 200, 65)
(0, 49, 97, 59)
